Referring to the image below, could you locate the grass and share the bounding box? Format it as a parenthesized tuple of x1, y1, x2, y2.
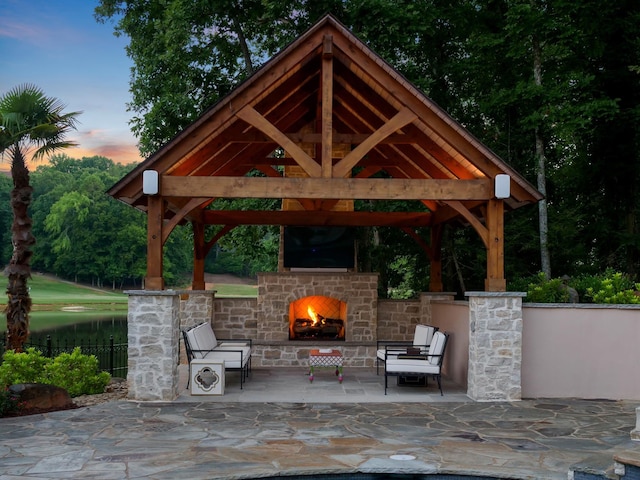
(0, 274, 127, 310)
(0, 273, 258, 313)
(211, 283, 258, 297)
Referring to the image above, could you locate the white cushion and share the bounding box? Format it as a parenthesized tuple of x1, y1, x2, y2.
(413, 324, 435, 348)
(202, 346, 251, 369)
(427, 331, 446, 365)
(386, 358, 440, 374)
(186, 323, 218, 359)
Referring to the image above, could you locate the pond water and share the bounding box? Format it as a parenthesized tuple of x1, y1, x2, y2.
(29, 311, 128, 342)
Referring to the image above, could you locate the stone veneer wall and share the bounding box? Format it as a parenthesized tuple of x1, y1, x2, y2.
(202, 278, 451, 368)
(253, 272, 379, 367)
(466, 292, 525, 401)
(127, 291, 180, 401)
(376, 300, 422, 340)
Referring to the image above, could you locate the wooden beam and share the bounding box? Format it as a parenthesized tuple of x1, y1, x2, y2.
(485, 198, 506, 291)
(401, 227, 433, 258)
(161, 176, 492, 201)
(204, 225, 236, 256)
(236, 105, 321, 177)
(429, 224, 444, 292)
(202, 210, 433, 227)
(322, 34, 333, 178)
(445, 200, 489, 248)
(145, 195, 165, 290)
(192, 221, 206, 290)
(226, 131, 417, 144)
(333, 107, 417, 178)
(162, 197, 210, 244)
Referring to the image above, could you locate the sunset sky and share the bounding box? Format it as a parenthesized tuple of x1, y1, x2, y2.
(0, 0, 143, 173)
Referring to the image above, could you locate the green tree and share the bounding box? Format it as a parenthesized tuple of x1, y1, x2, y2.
(30, 155, 190, 288)
(95, 0, 280, 156)
(0, 84, 80, 351)
(95, 1, 640, 290)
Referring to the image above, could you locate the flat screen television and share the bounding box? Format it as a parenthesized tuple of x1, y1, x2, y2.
(283, 226, 355, 269)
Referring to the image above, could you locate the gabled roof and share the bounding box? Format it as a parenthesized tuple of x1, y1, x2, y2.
(108, 14, 542, 230)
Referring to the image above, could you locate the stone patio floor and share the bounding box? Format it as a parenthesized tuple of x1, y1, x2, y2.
(0, 367, 638, 479)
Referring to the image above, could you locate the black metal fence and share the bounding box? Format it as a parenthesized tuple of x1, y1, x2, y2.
(0, 334, 128, 378)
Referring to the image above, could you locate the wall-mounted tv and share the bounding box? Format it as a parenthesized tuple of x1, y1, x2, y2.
(283, 227, 355, 269)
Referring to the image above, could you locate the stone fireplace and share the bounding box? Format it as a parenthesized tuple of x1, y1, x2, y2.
(255, 272, 378, 365)
(289, 295, 347, 341)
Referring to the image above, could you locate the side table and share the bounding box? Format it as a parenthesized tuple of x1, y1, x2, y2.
(190, 359, 225, 395)
(308, 349, 343, 383)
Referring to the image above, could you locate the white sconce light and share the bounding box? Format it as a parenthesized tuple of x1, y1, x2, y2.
(142, 170, 159, 195)
(494, 174, 510, 199)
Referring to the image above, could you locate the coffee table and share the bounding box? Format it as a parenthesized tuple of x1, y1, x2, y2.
(308, 349, 343, 383)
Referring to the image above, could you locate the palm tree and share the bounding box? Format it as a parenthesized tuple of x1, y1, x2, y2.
(0, 84, 81, 352)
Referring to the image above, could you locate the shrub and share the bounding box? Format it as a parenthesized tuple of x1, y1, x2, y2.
(585, 272, 640, 304)
(0, 348, 110, 397)
(525, 273, 570, 303)
(44, 348, 111, 396)
(0, 348, 50, 386)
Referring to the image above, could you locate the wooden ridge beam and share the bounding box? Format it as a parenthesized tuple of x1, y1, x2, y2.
(202, 210, 433, 227)
(161, 176, 492, 201)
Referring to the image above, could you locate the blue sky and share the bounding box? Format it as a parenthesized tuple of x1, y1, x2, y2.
(0, 0, 142, 172)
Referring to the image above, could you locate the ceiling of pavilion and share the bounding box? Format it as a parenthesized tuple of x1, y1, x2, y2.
(108, 15, 542, 231)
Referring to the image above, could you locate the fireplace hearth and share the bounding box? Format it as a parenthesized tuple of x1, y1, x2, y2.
(289, 295, 346, 341)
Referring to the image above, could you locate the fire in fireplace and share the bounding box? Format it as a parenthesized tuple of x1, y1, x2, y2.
(289, 295, 346, 341)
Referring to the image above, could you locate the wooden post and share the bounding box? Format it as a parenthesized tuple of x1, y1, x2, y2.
(485, 198, 506, 291)
(192, 221, 206, 290)
(322, 34, 333, 178)
(429, 224, 444, 292)
(145, 195, 165, 290)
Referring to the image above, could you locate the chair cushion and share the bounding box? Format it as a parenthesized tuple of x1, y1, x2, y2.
(202, 346, 251, 369)
(428, 331, 446, 365)
(186, 323, 218, 359)
(187, 322, 218, 358)
(413, 325, 435, 349)
(386, 358, 440, 374)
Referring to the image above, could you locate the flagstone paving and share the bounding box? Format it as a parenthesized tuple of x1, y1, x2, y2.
(0, 368, 638, 480)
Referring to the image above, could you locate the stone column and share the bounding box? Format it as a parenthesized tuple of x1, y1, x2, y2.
(126, 291, 180, 401)
(466, 291, 526, 402)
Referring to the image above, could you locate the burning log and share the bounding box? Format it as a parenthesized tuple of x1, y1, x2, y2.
(291, 317, 345, 340)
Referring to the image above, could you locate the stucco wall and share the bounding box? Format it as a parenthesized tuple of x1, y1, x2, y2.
(431, 301, 469, 388)
(521, 304, 640, 399)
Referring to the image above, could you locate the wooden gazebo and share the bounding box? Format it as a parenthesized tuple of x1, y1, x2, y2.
(108, 15, 542, 292)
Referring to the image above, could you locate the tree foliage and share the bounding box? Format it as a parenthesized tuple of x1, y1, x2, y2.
(93, 1, 640, 294)
(16, 155, 192, 288)
(1, 84, 81, 351)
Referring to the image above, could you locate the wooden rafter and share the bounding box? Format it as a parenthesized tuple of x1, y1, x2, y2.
(107, 15, 542, 292)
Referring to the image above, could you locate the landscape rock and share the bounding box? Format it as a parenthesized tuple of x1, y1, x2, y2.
(9, 383, 73, 410)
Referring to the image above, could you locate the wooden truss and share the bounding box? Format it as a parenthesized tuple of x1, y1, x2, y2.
(108, 15, 542, 292)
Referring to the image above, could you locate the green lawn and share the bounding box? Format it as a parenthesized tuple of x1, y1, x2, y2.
(0, 274, 127, 310)
(0, 274, 257, 312)
(212, 283, 258, 297)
